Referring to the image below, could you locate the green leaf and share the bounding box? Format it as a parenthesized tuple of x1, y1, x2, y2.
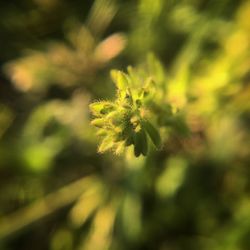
(96, 129, 107, 136)
(127, 66, 139, 85)
(91, 118, 106, 128)
(133, 133, 142, 157)
(125, 134, 134, 146)
(98, 136, 114, 153)
(133, 129, 147, 157)
(110, 70, 130, 90)
(115, 141, 125, 155)
(142, 120, 161, 148)
(106, 111, 123, 126)
(89, 102, 115, 117)
(140, 130, 148, 156)
(147, 53, 165, 83)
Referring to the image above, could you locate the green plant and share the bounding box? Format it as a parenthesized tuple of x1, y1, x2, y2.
(90, 55, 189, 157)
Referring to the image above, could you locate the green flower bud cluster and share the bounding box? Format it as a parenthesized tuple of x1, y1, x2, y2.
(90, 69, 161, 157)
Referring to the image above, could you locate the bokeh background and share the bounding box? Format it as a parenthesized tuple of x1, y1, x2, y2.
(0, 0, 250, 249)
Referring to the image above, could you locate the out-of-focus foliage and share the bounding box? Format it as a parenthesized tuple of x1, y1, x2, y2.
(0, 0, 250, 250)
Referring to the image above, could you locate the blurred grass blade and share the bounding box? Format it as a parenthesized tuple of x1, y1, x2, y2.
(0, 176, 97, 240)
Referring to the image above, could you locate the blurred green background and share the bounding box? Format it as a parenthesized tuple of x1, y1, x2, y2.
(0, 0, 250, 249)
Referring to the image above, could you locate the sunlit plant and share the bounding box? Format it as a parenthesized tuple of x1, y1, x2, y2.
(90, 56, 189, 156)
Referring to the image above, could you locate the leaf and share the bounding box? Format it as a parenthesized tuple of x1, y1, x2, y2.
(133, 133, 142, 157)
(127, 66, 139, 84)
(110, 70, 130, 90)
(142, 120, 161, 148)
(133, 129, 147, 157)
(89, 102, 115, 117)
(123, 126, 134, 146)
(147, 53, 165, 83)
(96, 129, 107, 136)
(110, 70, 119, 84)
(106, 111, 123, 126)
(125, 134, 134, 146)
(140, 130, 148, 156)
(91, 118, 106, 128)
(98, 136, 114, 153)
(115, 141, 125, 155)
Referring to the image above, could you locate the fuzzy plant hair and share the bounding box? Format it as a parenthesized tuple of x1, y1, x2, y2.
(90, 55, 189, 157)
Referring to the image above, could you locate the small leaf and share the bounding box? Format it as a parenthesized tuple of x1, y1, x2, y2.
(98, 136, 114, 153)
(115, 142, 125, 155)
(124, 89, 133, 105)
(89, 102, 115, 116)
(147, 53, 165, 83)
(91, 118, 106, 128)
(110, 70, 119, 84)
(122, 126, 134, 146)
(106, 111, 122, 125)
(140, 130, 148, 156)
(133, 129, 147, 157)
(125, 134, 134, 146)
(127, 66, 139, 85)
(96, 128, 107, 136)
(111, 70, 130, 90)
(142, 120, 161, 148)
(133, 134, 142, 157)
